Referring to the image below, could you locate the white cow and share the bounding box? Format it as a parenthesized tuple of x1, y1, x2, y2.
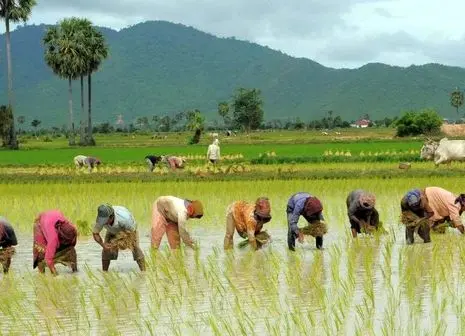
(420, 140, 439, 161)
(425, 138, 465, 166)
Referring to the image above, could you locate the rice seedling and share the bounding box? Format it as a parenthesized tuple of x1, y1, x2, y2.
(0, 176, 465, 334)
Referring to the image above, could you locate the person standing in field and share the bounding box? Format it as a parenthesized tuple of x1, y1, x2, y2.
(346, 189, 381, 238)
(224, 197, 272, 250)
(286, 192, 327, 250)
(145, 155, 162, 172)
(151, 196, 204, 249)
(421, 186, 465, 235)
(93, 204, 146, 272)
(400, 188, 434, 244)
(33, 210, 78, 275)
(207, 139, 221, 164)
(0, 216, 18, 273)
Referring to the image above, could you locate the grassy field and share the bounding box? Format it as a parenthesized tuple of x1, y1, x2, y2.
(16, 128, 398, 148)
(1, 129, 462, 335)
(2, 178, 465, 335)
(0, 140, 422, 166)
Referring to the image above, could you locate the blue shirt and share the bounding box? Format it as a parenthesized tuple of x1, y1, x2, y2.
(286, 192, 324, 235)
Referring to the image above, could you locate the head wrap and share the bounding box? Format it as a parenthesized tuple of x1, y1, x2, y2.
(304, 197, 323, 217)
(407, 193, 421, 208)
(455, 194, 465, 206)
(359, 192, 376, 209)
(188, 200, 204, 218)
(254, 197, 271, 219)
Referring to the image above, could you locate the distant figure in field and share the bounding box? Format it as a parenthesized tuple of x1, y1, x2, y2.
(162, 155, 185, 170)
(145, 155, 163, 172)
(224, 197, 272, 250)
(74, 155, 101, 172)
(151, 196, 204, 249)
(207, 138, 221, 164)
(286, 192, 327, 250)
(0, 216, 18, 273)
(346, 189, 381, 238)
(33, 210, 78, 275)
(400, 188, 434, 244)
(93, 204, 146, 272)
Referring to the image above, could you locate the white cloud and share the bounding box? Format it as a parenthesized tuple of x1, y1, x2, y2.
(2, 0, 465, 69)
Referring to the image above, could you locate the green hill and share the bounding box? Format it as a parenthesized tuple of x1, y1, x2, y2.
(0, 20, 464, 127)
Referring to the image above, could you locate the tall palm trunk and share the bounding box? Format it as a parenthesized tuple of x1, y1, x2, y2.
(86, 73, 95, 145)
(79, 75, 86, 144)
(4, 3, 18, 149)
(68, 77, 75, 145)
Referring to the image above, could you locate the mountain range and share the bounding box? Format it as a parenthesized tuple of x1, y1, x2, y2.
(0, 20, 464, 127)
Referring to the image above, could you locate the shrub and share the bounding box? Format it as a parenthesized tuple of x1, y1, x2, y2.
(395, 109, 442, 137)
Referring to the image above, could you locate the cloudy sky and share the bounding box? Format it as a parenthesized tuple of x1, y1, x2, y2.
(6, 0, 465, 69)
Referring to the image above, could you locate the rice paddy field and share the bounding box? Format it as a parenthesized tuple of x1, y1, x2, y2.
(1, 129, 465, 335)
(2, 176, 465, 335)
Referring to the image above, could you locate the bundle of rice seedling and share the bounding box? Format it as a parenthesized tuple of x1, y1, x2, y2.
(431, 221, 450, 234)
(400, 211, 423, 228)
(237, 231, 271, 248)
(108, 231, 137, 250)
(0, 247, 15, 263)
(300, 221, 328, 237)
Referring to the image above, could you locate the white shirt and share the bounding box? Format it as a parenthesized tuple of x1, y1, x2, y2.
(93, 206, 137, 235)
(155, 196, 191, 243)
(207, 144, 220, 160)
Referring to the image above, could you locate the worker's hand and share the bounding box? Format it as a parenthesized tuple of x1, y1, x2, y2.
(103, 243, 113, 250)
(49, 265, 58, 276)
(297, 231, 305, 244)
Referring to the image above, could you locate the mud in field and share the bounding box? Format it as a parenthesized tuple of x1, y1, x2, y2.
(2, 224, 465, 335)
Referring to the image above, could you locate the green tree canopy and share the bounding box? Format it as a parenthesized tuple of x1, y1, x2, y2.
(450, 87, 464, 116)
(395, 108, 443, 137)
(232, 88, 264, 131)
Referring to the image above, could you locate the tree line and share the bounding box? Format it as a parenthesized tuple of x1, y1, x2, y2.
(0, 1, 459, 148)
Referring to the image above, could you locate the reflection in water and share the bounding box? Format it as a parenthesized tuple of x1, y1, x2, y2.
(0, 225, 464, 334)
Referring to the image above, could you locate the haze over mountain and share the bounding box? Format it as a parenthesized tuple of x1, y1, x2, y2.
(0, 20, 464, 127)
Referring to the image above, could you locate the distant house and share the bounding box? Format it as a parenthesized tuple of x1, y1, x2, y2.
(351, 119, 371, 128)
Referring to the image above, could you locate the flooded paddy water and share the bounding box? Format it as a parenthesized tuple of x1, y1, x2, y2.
(1, 178, 465, 335)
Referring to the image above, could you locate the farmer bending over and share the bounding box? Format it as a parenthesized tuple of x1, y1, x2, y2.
(400, 188, 434, 244)
(93, 204, 146, 272)
(347, 189, 381, 238)
(145, 155, 162, 172)
(224, 197, 272, 250)
(423, 186, 465, 235)
(85, 156, 101, 172)
(33, 210, 78, 275)
(162, 155, 185, 170)
(286, 192, 327, 251)
(151, 196, 203, 249)
(0, 216, 17, 273)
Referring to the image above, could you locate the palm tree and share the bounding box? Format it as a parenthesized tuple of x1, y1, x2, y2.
(84, 26, 108, 145)
(0, 0, 37, 149)
(450, 87, 464, 116)
(43, 18, 87, 146)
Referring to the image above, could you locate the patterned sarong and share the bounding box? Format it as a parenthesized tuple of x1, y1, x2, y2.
(33, 244, 76, 269)
(0, 247, 15, 267)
